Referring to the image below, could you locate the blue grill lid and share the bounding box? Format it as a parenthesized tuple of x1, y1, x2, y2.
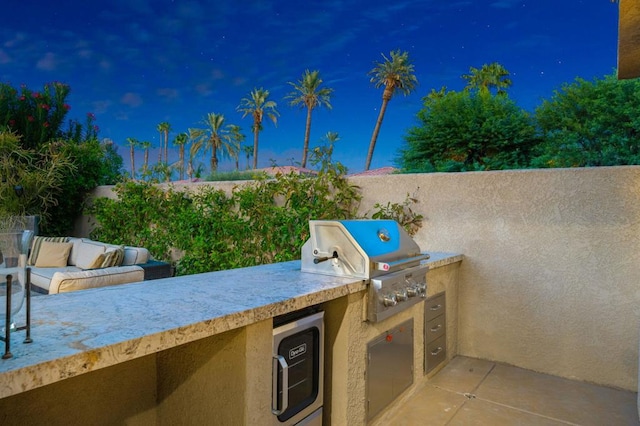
(336, 220, 401, 257)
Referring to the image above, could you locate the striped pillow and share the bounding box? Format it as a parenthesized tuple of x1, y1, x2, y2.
(101, 246, 125, 268)
(28, 236, 69, 266)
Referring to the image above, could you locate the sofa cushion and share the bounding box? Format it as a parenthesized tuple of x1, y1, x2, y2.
(68, 238, 149, 266)
(28, 236, 69, 266)
(67, 237, 83, 266)
(30, 266, 82, 293)
(75, 242, 106, 269)
(31, 265, 144, 294)
(49, 266, 145, 294)
(34, 241, 73, 268)
(122, 246, 150, 265)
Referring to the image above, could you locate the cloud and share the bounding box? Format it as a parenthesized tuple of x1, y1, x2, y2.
(3, 32, 27, 48)
(194, 83, 213, 96)
(211, 68, 225, 80)
(157, 87, 180, 100)
(0, 49, 11, 64)
(121, 92, 143, 108)
(36, 52, 58, 71)
(92, 99, 113, 114)
(98, 59, 112, 72)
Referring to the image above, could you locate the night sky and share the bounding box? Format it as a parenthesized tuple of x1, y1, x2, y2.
(0, 1, 620, 174)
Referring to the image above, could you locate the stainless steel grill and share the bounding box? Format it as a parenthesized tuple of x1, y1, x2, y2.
(301, 220, 429, 322)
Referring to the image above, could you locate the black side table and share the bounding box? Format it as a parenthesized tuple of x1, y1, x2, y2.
(138, 260, 173, 280)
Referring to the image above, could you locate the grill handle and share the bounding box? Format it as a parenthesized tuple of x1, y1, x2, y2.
(313, 251, 338, 264)
(374, 253, 430, 272)
(272, 355, 289, 415)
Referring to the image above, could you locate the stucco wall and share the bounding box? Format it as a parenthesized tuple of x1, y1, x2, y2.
(0, 354, 158, 426)
(84, 166, 640, 391)
(351, 166, 640, 391)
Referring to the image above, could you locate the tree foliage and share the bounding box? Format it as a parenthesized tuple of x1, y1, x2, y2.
(399, 90, 538, 172)
(47, 138, 122, 235)
(533, 74, 640, 167)
(0, 82, 123, 234)
(0, 82, 72, 149)
(286, 69, 333, 168)
(462, 62, 512, 96)
(88, 155, 362, 275)
(0, 131, 74, 219)
(237, 87, 279, 169)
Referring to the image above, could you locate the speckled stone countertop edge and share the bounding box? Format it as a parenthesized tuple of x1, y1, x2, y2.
(0, 252, 461, 399)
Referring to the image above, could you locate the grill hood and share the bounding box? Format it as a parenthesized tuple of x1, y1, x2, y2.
(301, 220, 429, 279)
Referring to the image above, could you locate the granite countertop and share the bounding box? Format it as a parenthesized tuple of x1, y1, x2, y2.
(0, 252, 462, 399)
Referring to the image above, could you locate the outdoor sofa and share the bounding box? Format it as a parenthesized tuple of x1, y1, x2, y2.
(26, 237, 152, 294)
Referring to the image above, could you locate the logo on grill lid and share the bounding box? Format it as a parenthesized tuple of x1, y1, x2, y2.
(377, 228, 391, 242)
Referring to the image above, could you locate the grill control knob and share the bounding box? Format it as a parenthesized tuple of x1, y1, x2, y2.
(407, 286, 418, 297)
(395, 289, 408, 302)
(381, 294, 397, 307)
(417, 283, 427, 298)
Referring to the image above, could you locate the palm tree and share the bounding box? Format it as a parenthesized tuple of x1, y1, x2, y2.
(201, 113, 236, 173)
(187, 128, 205, 180)
(311, 131, 340, 170)
(242, 144, 253, 170)
(228, 124, 245, 171)
(157, 121, 171, 163)
(285, 70, 333, 168)
(141, 140, 152, 177)
(323, 131, 340, 164)
(173, 132, 188, 180)
(366, 50, 418, 170)
(237, 87, 279, 169)
(462, 62, 512, 95)
(151, 162, 172, 183)
(425, 86, 448, 102)
(126, 137, 139, 179)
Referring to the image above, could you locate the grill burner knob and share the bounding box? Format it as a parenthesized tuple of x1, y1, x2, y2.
(395, 289, 408, 302)
(381, 294, 397, 307)
(417, 283, 427, 297)
(407, 287, 418, 297)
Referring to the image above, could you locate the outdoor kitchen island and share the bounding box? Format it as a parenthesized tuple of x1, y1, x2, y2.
(0, 252, 462, 425)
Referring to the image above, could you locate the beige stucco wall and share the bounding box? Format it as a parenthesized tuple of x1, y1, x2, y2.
(0, 354, 158, 426)
(156, 319, 272, 425)
(0, 320, 274, 425)
(82, 166, 640, 392)
(351, 166, 640, 391)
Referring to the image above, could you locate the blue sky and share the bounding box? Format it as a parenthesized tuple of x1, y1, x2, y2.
(1, 1, 619, 174)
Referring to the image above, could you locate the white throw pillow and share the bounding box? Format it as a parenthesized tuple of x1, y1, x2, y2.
(75, 242, 106, 270)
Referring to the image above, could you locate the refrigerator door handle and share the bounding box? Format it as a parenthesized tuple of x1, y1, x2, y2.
(272, 354, 289, 415)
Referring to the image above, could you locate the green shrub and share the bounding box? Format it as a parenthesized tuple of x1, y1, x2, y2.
(87, 161, 363, 275)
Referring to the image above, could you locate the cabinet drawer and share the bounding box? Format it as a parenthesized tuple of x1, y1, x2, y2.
(425, 293, 445, 322)
(425, 314, 445, 342)
(425, 335, 446, 373)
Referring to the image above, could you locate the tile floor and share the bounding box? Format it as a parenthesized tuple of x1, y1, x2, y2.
(374, 356, 639, 426)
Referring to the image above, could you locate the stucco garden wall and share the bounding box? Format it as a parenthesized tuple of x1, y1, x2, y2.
(85, 166, 640, 391)
(351, 166, 640, 391)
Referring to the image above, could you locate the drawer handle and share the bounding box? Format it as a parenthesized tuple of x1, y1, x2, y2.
(429, 304, 442, 311)
(430, 324, 442, 332)
(431, 346, 444, 356)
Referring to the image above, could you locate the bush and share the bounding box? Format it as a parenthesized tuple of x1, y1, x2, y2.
(398, 90, 539, 172)
(0, 131, 73, 222)
(87, 162, 362, 275)
(533, 73, 640, 167)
